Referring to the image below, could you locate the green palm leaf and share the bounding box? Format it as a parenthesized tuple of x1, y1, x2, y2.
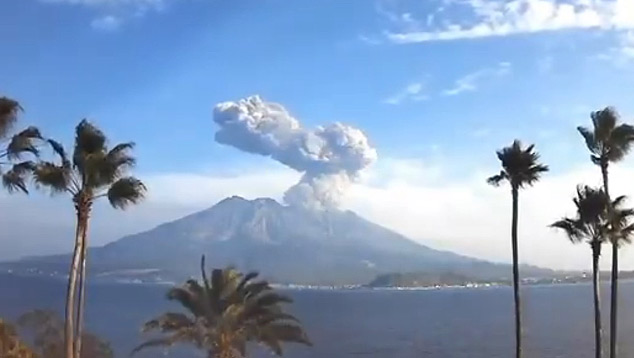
(2, 161, 35, 194)
(0, 97, 22, 138)
(107, 176, 146, 209)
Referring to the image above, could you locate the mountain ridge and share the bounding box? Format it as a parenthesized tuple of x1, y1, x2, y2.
(6, 196, 553, 285)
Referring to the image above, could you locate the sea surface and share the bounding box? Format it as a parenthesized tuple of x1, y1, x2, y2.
(2, 273, 634, 358)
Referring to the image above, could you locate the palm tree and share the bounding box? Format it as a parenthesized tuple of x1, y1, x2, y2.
(487, 139, 548, 358)
(33, 119, 146, 358)
(134, 256, 312, 358)
(551, 186, 612, 358)
(0, 97, 43, 194)
(578, 107, 634, 358)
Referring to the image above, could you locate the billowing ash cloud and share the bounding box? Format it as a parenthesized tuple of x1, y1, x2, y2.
(213, 95, 377, 210)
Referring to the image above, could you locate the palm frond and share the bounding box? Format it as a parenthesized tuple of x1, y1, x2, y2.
(244, 281, 272, 299)
(167, 286, 206, 317)
(577, 126, 598, 154)
(33, 161, 70, 194)
(0, 97, 22, 138)
(6, 126, 42, 160)
(260, 323, 312, 346)
(106, 142, 136, 167)
(131, 334, 192, 356)
(2, 161, 35, 194)
(47, 139, 69, 163)
(606, 123, 634, 161)
(550, 218, 585, 243)
(255, 292, 293, 307)
(106, 176, 146, 209)
(142, 313, 195, 333)
(592, 107, 618, 144)
(486, 171, 507, 186)
(236, 272, 259, 293)
(73, 119, 106, 171)
(612, 195, 628, 210)
(490, 140, 548, 188)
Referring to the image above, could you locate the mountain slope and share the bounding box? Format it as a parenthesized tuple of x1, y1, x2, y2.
(11, 196, 550, 284)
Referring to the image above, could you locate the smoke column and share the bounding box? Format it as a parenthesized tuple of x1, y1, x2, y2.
(213, 95, 377, 210)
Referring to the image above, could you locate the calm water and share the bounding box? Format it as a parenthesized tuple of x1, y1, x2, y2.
(2, 274, 634, 358)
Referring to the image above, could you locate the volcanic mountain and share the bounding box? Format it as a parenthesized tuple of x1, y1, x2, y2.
(11, 196, 549, 285)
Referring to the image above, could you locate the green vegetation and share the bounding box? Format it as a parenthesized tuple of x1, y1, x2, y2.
(488, 140, 549, 358)
(134, 256, 312, 358)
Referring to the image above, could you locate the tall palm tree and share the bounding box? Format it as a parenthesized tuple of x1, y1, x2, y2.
(33, 120, 146, 358)
(0, 97, 43, 194)
(551, 186, 612, 358)
(487, 140, 548, 358)
(134, 256, 312, 358)
(578, 107, 634, 358)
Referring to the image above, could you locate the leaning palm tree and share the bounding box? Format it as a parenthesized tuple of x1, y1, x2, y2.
(488, 140, 548, 358)
(134, 256, 312, 358)
(0, 97, 43, 194)
(578, 107, 634, 358)
(33, 119, 146, 358)
(551, 186, 611, 358)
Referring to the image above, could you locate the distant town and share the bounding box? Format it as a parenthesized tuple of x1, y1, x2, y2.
(3, 265, 634, 290)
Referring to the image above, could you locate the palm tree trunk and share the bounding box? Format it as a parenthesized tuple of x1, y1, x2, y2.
(511, 186, 522, 358)
(592, 241, 603, 358)
(601, 163, 618, 358)
(64, 210, 85, 358)
(73, 212, 90, 358)
(610, 242, 618, 358)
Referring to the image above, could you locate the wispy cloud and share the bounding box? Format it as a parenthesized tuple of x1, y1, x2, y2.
(38, 0, 169, 29)
(382, 0, 634, 44)
(91, 15, 122, 31)
(599, 30, 634, 65)
(358, 34, 383, 45)
(442, 62, 511, 96)
(383, 82, 429, 105)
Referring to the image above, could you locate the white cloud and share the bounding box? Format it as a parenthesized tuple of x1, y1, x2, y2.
(383, 82, 429, 105)
(91, 15, 122, 31)
(343, 160, 634, 271)
(442, 62, 511, 96)
(384, 0, 634, 44)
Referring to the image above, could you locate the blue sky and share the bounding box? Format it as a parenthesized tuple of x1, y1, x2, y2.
(2, 0, 634, 269)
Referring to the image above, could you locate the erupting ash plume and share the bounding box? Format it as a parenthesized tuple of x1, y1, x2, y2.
(213, 95, 377, 210)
